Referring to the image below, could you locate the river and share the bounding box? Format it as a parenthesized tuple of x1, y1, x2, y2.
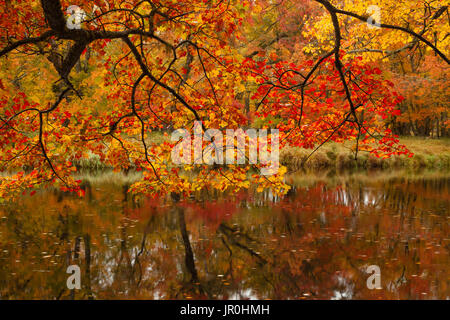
(0, 170, 448, 299)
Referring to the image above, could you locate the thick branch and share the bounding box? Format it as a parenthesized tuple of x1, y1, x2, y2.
(40, 0, 66, 33)
(0, 30, 55, 57)
(123, 36, 203, 123)
(314, 0, 449, 64)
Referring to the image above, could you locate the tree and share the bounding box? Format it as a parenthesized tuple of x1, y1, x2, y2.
(0, 0, 448, 201)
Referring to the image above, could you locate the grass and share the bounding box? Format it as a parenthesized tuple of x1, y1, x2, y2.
(71, 131, 168, 171)
(74, 170, 143, 186)
(286, 167, 450, 188)
(64, 136, 450, 173)
(281, 137, 450, 172)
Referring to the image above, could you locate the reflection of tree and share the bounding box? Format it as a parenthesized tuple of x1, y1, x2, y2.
(219, 224, 267, 265)
(177, 206, 219, 298)
(177, 207, 199, 284)
(0, 175, 448, 299)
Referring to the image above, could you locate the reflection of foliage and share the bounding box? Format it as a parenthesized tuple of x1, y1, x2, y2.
(0, 173, 448, 299)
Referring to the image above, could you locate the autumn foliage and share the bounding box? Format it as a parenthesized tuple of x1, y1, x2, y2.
(0, 0, 448, 200)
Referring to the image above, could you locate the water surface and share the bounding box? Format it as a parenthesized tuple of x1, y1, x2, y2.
(0, 170, 448, 299)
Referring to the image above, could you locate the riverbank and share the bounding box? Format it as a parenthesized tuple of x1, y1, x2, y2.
(71, 167, 450, 188)
(70, 137, 450, 172)
(281, 137, 450, 172)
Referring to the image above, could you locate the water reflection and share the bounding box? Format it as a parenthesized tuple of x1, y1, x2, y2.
(0, 171, 448, 299)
